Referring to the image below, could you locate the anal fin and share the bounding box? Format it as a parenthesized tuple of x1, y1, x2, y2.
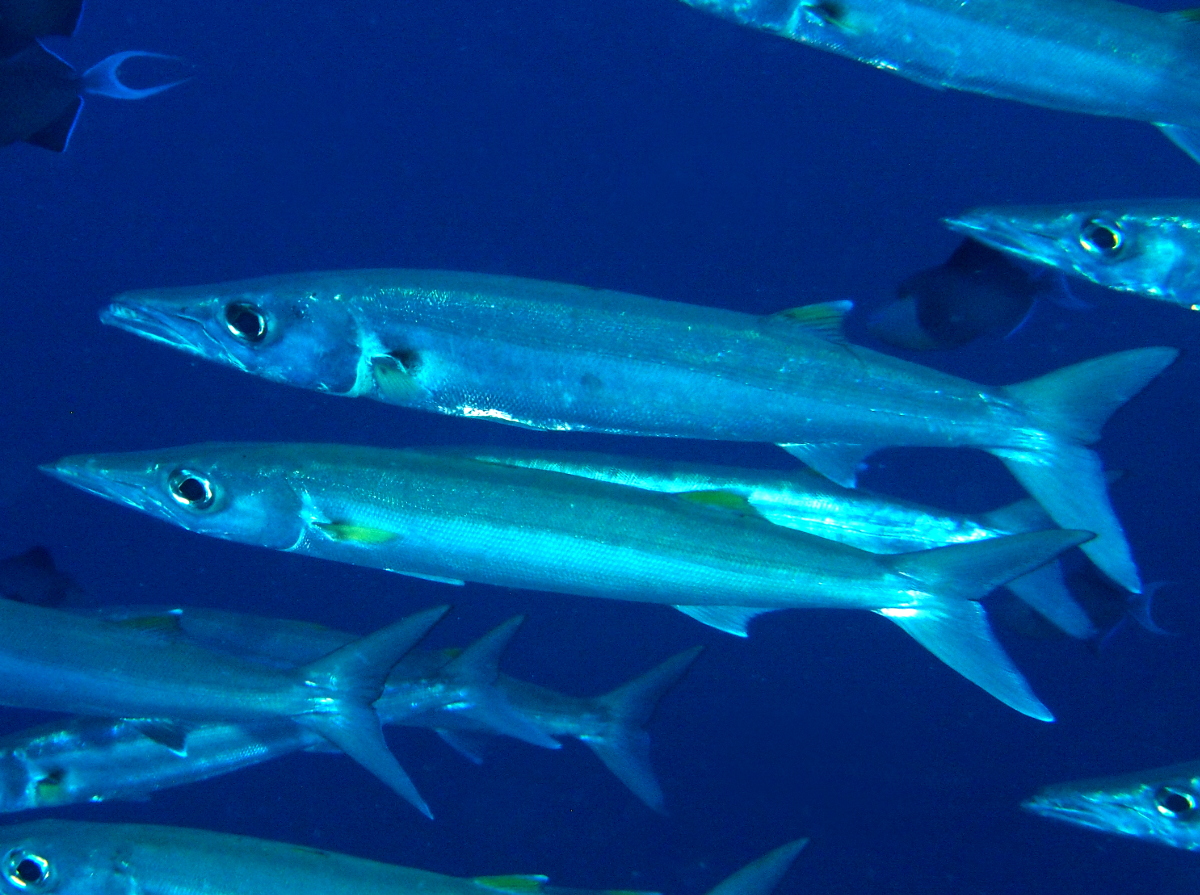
(673, 605, 769, 637)
(776, 442, 874, 487)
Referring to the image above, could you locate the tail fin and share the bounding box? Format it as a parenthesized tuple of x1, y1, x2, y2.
(583, 645, 703, 813)
(995, 347, 1177, 593)
(434, 617, 561, 751)
(884, 529, 1092, 721)
(296, 605, 448, 819)
(704, 840, 807, 895)
(82, 51, 188, 100)
(1004, 563, 1096, 640)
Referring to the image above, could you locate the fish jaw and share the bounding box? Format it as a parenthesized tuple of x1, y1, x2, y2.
(40, 447, 307, 552)
(943, 209, 1080, 272)
(101, 279, 366, 396)
(1024, 770, 1200, 850)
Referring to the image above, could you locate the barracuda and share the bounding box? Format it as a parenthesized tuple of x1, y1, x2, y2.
(99, 270, 1176, 593)
(0, 597, 447, 817)
(456, 447, 1094, 639)
(946, 200, 1200, 309)
(676, 0, 1200, 163)
(0, 608, 699, 814)
(0, 820, 807, 895)
(1024, 760, 1200, 850)
(45, 443, 1091, 720)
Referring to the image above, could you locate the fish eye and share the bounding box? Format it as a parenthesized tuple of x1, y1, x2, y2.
(224, 301, 268, 343)
(168, 469, 216, 510)
(3, 851, 50, 889)
(1079, 218, 1124, 257)
(1155, 786, 1197, 818)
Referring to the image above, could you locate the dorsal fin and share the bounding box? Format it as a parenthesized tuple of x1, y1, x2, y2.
(765, 300, 853, 343)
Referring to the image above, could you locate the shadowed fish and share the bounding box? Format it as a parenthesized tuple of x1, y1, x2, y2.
(0, 546, 83, 606)
(1024, 761, 1200, 850)
(867, 238, 1044, 350)
(0, 607, 699, 813)
(0, 0, 82, 56)
(946, 200, 1200, 310)
(0, 596, 449, 817)
(0, 820, 807, 895)
(0, 42, 184, 151)
(43, 441, 1093, 720)
(675, 0, 1200, 164)
(99, 269, 1177, 592)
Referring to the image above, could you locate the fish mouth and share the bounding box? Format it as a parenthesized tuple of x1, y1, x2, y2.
(39, 458, 159, 513)
(1021, 794, 1114, 830)
(100, 301, 206, 354)
(942, 215, 1063, 266)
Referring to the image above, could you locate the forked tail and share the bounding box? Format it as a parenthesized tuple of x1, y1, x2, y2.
(884, 528, 1093, 721)
(994, 347, 1177, 594)
(583, 645, 703, 813)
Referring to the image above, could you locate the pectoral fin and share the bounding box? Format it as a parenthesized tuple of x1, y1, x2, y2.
(474, 876, 548, 895)
(313, 521, 400, 544)
(676, 489, 760, 516)
(764, 300, 853, 343)
(129, 719, 192, 755)
(1156, 123, 1200, 166)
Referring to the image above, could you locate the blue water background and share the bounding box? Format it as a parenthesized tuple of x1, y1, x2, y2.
(3, 1, 1200, 892)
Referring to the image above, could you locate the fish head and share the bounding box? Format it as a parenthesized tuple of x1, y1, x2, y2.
(41, 444, 307, 550)
(945, 204, 1191, 300)
(0, 820, 126, 895)
(1023, 764, 1200, 850)
(101, 276, 366, 396)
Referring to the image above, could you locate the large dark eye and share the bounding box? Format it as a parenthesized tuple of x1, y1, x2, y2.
(224, 302, 268, 342)
(1155, 786, 1196, 818)
(3, 851, 50, 889)
(1079, 218, 1124, 257)
(168, 469, 216, 510)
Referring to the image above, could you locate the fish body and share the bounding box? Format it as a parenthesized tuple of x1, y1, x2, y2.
(0, 546, 83, 607)
(0, 605, 696, 813)
(676, 0, 1200, 161)
(45, 442, 1091, 719)
(0, 597, 447, 815)
(946, 200, 1200, 309)
(458, 447, 1093, 638)
(0, 820, 806, 895)
(867, 238, 1043, 351)
(101, 269, 1178, 593)
(0, 43, 183, 151)
(1023, 760, 1200, 850)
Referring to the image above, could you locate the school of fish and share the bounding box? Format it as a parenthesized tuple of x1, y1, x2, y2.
(4, 0, 1199, 887)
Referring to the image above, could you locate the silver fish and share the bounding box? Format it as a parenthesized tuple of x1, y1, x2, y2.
(675, 0, 1200, 163)
(456, 447, 1094, 639)
(0, 627, 696, 813)
(1024, 761, 1200, 850)
(0, 820, 807, 895)
(99, 269, 1177, 592)
(44, 442, 1091, 720)
(0, 596, 447, 817)
(946, 200, 1200, 309)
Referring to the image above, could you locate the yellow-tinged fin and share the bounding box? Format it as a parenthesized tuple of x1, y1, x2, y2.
(765, 300, 852, 343)
(109, 613, 186, 637)
(676, 489, 760, 517)
(1170, 7, 1200, 21)
(474, 876, 549, 895)
(313, 521, 400, 544)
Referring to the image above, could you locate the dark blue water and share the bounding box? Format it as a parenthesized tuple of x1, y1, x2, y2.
(4, 1, 1200, 892)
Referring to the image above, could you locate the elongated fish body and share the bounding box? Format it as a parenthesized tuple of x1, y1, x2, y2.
(1023, 760, 1200, 850)
(0, 717, 318, 812)
(947, 200, 1200, 309)
(45, 442, 1091, 719)
(458, 448, 1093, 638)
(100, 269, 1178, 593)
(0, 605, 695, 813)
(676, 0, 1200, 159)
(0, 821, 807, 895)
(0, 598, 448, 816)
